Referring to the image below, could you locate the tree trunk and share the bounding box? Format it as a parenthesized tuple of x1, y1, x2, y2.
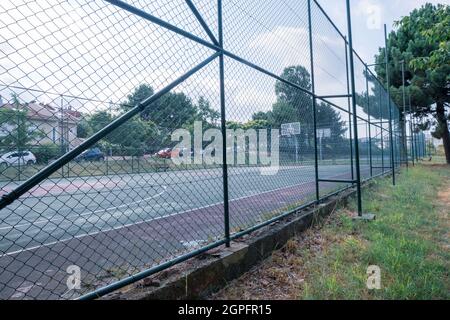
(436, 102, 450, 164)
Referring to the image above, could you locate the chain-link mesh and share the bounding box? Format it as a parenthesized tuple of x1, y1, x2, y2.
(0, 0, 411, 299)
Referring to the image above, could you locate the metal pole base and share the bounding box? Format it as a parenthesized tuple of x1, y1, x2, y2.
(353, 213, 376, 221)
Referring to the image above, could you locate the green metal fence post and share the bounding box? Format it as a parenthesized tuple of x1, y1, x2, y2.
(401, 61, 408, 169)
(419, 132, 422, 158)
(418, 131, 421, 159)
(346, 0, 363, 216)
(379, 85, 385, 173)
(421, 132, 425, 158)
(16, 105, 21, 182)
(384, 24, 395, 185)
(308, 0, 320, 202)
(408, 92, 415, 166)
(218, 0, 230, 247)
(419, 132, 423, 158)
(422, 131, 426, 158)
(344, 36, 355, 181)
(423, 134, 426, 158)
(418, 131, 422, 159)
(365, 64, 373, 177)
(421, 133, 424, 158)
(416, 124, 419, 161)
(412, 111, 418, 161)
(424, 133, 426, 158)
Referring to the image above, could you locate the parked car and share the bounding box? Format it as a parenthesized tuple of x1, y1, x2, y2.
(155, 148, 172, 159)
(155, 147, 191, 159)
(75, 148, 105, 162)
(0, 151, 37, 168)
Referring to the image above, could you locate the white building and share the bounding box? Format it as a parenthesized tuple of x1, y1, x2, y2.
(0, 97, 82, 149)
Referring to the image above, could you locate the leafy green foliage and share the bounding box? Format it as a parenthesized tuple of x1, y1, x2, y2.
(106, 116, 157, 156)
(80, 84, 222, 155)
(374, 3, 450, 162)
(250, 65, 348, 155)
(0, 94, 42, 152)
(355, 70, 390, 120)
(195, 96, 220, 127)
(33, 143, 60, 164)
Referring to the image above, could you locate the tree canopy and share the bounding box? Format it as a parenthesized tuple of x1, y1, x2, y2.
(98, 66, 348, 157)
(250, 65, 348, 155)
(355, 69, 390, 120)
(81, 84, 221, 155)
(0, 94, 42, 152)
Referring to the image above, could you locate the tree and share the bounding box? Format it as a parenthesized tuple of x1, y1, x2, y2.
(243, 120, 271, 130)
(256, 66, 314, 154)
(316, 102, 346, 133)
(83, 108, 157, 156)
(195, 96, 220, 128)
(107, 116, 157, 156)
(120, 84, 198, 129)
(76, 118, 91, 139)
(252, 65, 347, 154)
(375, 4, 450, 163)
(275, 66, 312, 107)
(119, 84, 199, 151)
(252, 111, 274, 123)
(225, 121, 243, 130)
(148, 92, 197, 129)
(33, 143, 60, 164)
(122, 84, 154, 109)
(355, 70, 390, 120)
(87, 111, 113, 135)
(0, 94, 42, 152)
(274, 66, 314, 125)
(270, 101, 300, 127)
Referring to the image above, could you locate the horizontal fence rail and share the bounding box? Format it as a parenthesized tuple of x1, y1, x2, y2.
(0, 0, 422, 299)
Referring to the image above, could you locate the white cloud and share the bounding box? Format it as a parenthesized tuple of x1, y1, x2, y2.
(0, 0, 216, 114)
(2, 0, 432, 127)
(316, 0, 447, 62)
(249, 26, 308, 50)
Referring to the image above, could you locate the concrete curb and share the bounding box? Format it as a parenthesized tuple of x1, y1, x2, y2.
(103, 185, 362, 300)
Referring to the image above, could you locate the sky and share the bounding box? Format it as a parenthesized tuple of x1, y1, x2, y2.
(316, 0, 449, 137)
(0, 0, 447, 140)
(317, 0, 449, 63)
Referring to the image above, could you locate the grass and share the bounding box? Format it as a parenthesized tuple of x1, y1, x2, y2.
(213, 162, 450, 300)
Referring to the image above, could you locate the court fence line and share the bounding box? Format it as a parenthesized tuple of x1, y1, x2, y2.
(0, 0, 426, 300)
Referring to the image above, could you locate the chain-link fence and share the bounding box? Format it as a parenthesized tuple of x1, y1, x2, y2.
(0, 0, 423, 299)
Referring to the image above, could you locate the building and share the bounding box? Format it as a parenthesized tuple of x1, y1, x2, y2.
(0, 97, 82, 150)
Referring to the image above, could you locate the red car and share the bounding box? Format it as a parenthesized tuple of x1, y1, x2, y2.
(155, 148, 173, 159)
(155, 148, 186, 159)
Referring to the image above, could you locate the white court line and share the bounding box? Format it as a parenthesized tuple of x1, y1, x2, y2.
(0, 186, 167, 231)
(2, 167, 357, 257)
(1, 177, 323, 257)
(0, 166, 317, 231)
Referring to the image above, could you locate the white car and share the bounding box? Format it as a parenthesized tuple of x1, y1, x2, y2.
(0, 151, 37, 168)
